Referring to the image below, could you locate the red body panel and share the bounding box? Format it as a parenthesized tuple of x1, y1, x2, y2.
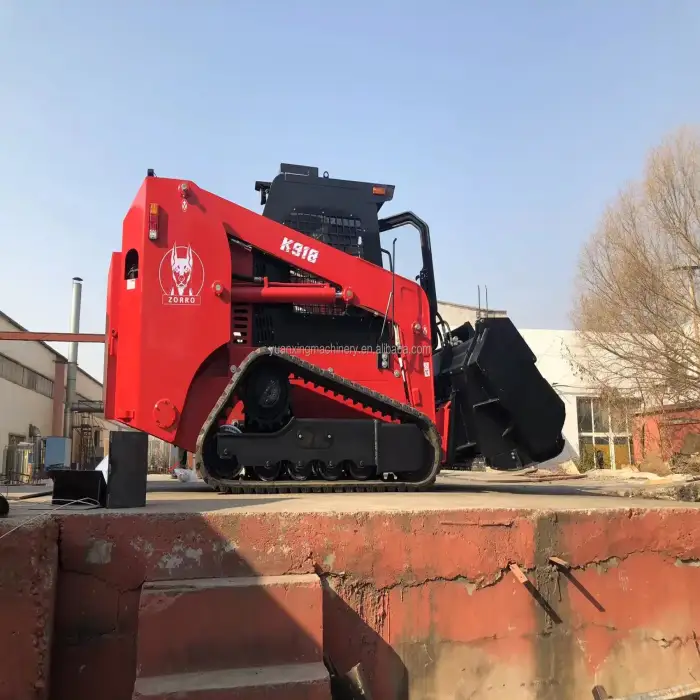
(104, 177, 437, 453)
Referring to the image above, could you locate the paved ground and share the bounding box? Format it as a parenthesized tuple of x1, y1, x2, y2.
(3, 470, 700, 522)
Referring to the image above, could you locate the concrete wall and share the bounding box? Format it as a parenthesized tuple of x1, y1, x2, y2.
(2, 507, 695, 700)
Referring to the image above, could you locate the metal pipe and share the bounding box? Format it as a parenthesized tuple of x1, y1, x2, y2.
(0, 331, 104, 342)
(52, 360, 66, 435)
(229, 284, 339, 304)
(70, 400, 104, 414)
(64, 277, 83, 438)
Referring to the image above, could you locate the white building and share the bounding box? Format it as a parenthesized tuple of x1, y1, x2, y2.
(0, 310, 124, 473)
(437, 301, 636, 469)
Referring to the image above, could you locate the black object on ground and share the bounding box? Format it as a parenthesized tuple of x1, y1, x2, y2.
(106, 431, 148, 508)
(52, 470, 107, 507)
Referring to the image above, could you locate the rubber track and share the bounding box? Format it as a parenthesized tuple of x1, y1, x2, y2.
(195, 347, 443, 494)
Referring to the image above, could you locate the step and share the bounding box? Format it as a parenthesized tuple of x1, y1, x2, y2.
(133, 662, 330, 700)
(136, 574, 323, 678)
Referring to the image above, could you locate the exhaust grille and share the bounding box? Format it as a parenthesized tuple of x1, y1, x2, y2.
(283, 210, 365, 316)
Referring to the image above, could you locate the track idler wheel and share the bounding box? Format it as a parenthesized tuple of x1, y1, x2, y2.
(202, 428, 243, 481)
(314, 460, 343, 481)
(254, 462, 282, 482)
(287, 461, 312, 481)
(345, 460, 376, 481)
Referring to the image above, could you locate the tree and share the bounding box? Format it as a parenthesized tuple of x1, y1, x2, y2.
(572, 126, 700, 413)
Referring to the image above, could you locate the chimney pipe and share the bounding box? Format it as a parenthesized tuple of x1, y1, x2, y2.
(64, 277, 83, 438)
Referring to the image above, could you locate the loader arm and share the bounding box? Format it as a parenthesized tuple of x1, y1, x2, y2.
(182, 178, 434, 349)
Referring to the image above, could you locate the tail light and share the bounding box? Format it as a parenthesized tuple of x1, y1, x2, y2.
(148, 204, 159, 240)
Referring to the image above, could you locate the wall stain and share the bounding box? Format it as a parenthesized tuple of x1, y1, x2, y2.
(533, 512, 576, 700)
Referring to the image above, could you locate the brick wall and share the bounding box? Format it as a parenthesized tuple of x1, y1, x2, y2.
(633, 404, 700, 461)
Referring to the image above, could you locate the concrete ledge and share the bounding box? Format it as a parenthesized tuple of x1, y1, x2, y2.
(133, 662, 330, 700)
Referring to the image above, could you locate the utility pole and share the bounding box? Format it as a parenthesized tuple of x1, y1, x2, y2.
(64, 277, 83, 438)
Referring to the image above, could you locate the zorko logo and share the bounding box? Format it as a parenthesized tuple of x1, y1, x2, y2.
(280, 237, 319, 264)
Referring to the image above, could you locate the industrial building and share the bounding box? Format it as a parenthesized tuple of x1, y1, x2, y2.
(0, 309, 125, 478)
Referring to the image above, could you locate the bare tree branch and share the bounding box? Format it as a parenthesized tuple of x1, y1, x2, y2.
(572, 126, 700, 411)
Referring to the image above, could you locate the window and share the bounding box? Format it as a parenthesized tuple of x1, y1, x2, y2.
(576, 396, 635, 469)
(577, 399, 593, 432)
(0, 354, 54, 399)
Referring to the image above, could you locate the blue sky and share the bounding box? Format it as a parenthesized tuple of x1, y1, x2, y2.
(1, 0, 699, 380)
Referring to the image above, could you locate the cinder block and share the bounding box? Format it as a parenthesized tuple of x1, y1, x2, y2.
(136, 574, 323, 678)
(132, 662, 330, 700)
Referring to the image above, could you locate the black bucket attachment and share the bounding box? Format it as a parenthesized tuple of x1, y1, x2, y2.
(435, 317, 566, 470)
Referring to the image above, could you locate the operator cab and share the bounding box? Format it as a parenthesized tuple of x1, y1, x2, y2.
(255, 163, 440, 350)
(255, 163, 394, 269)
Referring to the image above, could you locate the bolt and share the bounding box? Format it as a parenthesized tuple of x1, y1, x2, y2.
(230, 365, 237, 373)
(298, 432, 303, 439)
(394, 370, 401, 378)
(327, 434, 332, 440)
